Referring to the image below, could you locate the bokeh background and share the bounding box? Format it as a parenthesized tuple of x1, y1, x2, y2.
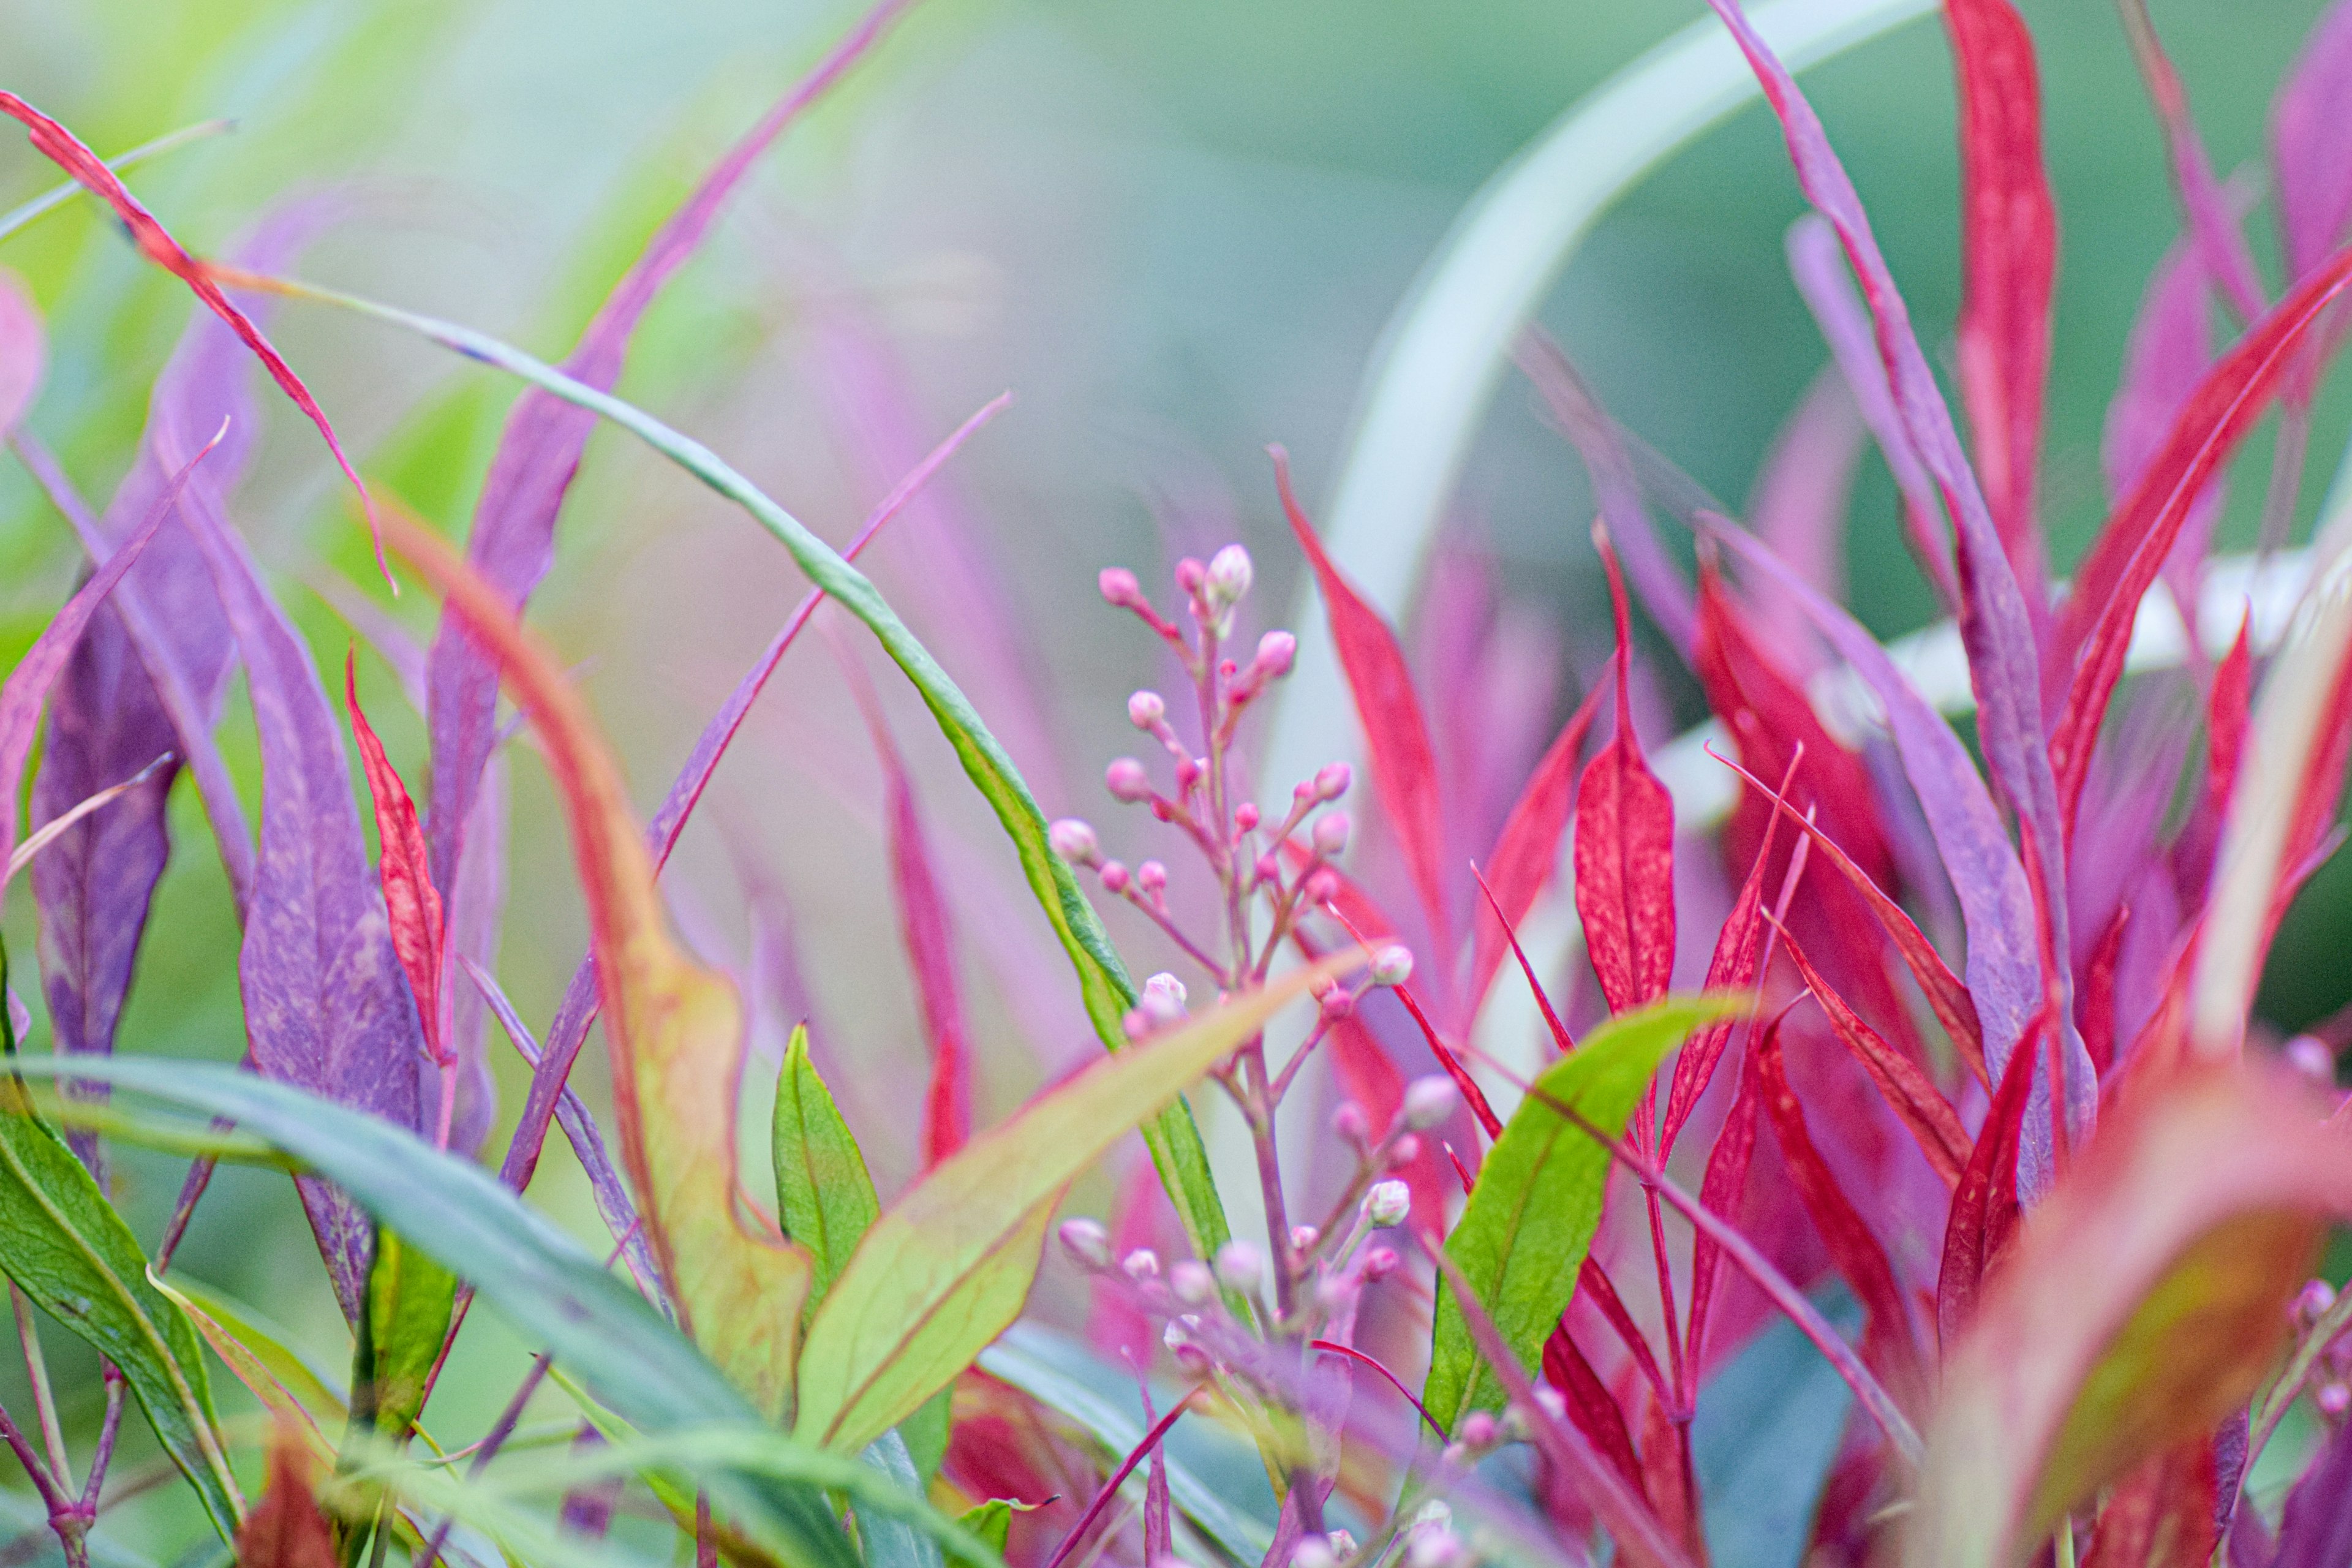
(0, 0, 2345, 1555)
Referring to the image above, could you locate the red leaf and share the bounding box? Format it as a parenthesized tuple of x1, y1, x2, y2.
(1391, 981, 1502, 1142)
(1474, 869, 1576, 1056)
(344, 654, 446, 1072)
(235, 1431, 337, 1568)
(2078, 908, 2128, 1078)
(1467, 681, 1605, 1017)
(1685, 1041, 1764, 1374)
(2116, 0, 2269, 323)
(0, 95, 377, 575)
(2083, 1441, 2220, 1568)
(1574, 527, 1675, 1018)
(1577, 1256, 1672, 1412)
(1714, 747, 1985, 1086)
(2053, 244, 2352, 840)
(1935, 1017, 2038, 1349)
(1272, 447, 1452, 959)
(1945, 0, 2057, 587)
(1756, 1028, 1925, 1404)
(1776, 922, 1971, 1189)
(1541, 1324, 1646, 1496)
(2208, 611, 2255, 809)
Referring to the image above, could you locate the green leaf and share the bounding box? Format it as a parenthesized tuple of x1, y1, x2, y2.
(0, 943, 239, 1540)
(254, 274, 1233, 1266)
(854, 1430, 944, 1568)
(1426, 995, 1744, 1434)
(151, 1271, 347, 1457)
(897, 1389, 952, 1488)
(16, 1054, 859, 1568)
(794, 959, 1349, 1457)
(352, 1226, 456, 1440)
(950, 1499, 1022, 1568)
(774, 1023, 882, 1317)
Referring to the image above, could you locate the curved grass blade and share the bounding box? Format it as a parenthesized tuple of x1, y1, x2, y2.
(794, 959, 1351, 1458)
(0, 118, 231, 246)
(230, 273, 1232, 1262)
(16, 1054, 859, 1568)
(1425, 995, 1743, 1434)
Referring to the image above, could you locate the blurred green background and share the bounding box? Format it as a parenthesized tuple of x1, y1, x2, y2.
(0, 0, 2345, 1555)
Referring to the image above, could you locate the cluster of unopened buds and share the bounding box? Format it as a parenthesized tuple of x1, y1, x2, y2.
(2296, 1279, 2352, 1419)
(1046, 545, 1411, 1028)
(1291, 1501, 1475, 1568)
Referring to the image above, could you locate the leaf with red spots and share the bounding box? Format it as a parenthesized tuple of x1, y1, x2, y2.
(344, 655, 446, 1083)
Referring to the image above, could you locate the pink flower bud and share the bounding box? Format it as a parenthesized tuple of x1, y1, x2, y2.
(2289, 1035, 2337, 1083)
(1099, 567, 1144, 607)
(1058, 1218, 1113, 1270)
(1388, 1133, 1421, 1167)
(1314, 761, 1353, 801)
(1319, 987, 1355, 1022)
(1235, 802, 1261, 832)
(1254, 630, 1296, 678)
(1290, 1224, 1319, 1253)
(1099, 860, 1131, 894)
(1122, 1248, 1161, 1280)
(1363, 1180, 1411, 1227)
(1169, 1260, 1216, 1305)
(1362, 1245, 1400, 1281)
(1142, 972, 1189, 1025)
(2321, 1382, 2351, 1417)
(1303, 869, 1340, 906)
(1175, 756, 1203, 792)
(1370, 944, 1414, 987)
(1311, 810, 1351, 858)
(1459, 1412, 1499, 1449)
(1332, 1102, 1370, 1145)
(1215, 1240, 1264, 1292)
(1175, 557, 1207, 594)
(1049, 818, 1101, 866)
(1106, 758, 1152, 802)
(1292, 1540, 1336, 1568)
(1137, 859, 1168, 895)
(1122, 1008, 1152, 1041)
(1254, 853, 1280, 884)
(1128, 690, 1167, 728)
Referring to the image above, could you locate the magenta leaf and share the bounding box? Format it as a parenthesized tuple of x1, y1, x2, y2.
(2116, 0, 2269, 323)
(2274, 1, 2352, 283)
(2103, 233, 2223, 622)
(1572, 529, 1675, 1019)
(184, 494, 428, 1322)
(0, 266, 42, 432)
(1465, 682, 1604, 1020)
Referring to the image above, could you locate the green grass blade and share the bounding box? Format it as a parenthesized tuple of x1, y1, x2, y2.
(0, 118, 234, 247)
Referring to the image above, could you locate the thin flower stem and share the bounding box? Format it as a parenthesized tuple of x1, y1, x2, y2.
(77, 1373, 124, 1512)
(2247, 1282, 2352, 1485)
(0, 1398, 67, 1528)
(10, 1289, 70, 1494)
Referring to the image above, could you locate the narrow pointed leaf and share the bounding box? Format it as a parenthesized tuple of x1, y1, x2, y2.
(184, 476, 426, 1321)
(1936, 1016, 2037, 1348)
(2274, 1415, 2352, 1568)
(350, 1227, 456, 1445)
(1273, 447, 1452, 956)
(1426, 995, 1743, 1434)
(795, 960, 1349, 1457)
(382, 508, 809, 1418)
(1574, 532, 1675, 1018)
(2274, 1, 2352, 283)
(235, 1435, 337, 1568)
(2115, 0, 2269, 322)
(1777, 929, 1969, 1186)
(0, 266, 42, 431)
(0, 96, 374, 562)
(773, 1024, 881, 1316)
(345, 656, 445, 1074)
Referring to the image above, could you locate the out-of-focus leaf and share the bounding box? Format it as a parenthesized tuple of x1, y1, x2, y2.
(2273, 1413, 2352, 1568)
(17, 1054, 858, 1568)
(1466, 684, 1602, 1017)
(1935, 1024, 2036, 1347)
(773, 1025, 880, 1318)
(421, 0, 918, 897)
(1909, 1066, 2352, 1567)
(2082, 1441, 2218, 1568)
(0, 117, 228, 246)
(951, 1499, 1022, 1568)
(184, 467, 427, 1322)
(0, 95, 374, 560)
(0, 266, 42, 431)
(1944, 0, 2055, 582)
(1690, 1299, 1856, 1568)
(2114, 0, 2269, 322)
(2273, 1, 2352, 283)
(261, 276, 1231, 1267)
(1776, 929, 1969, 1186)
(2103, 234, 2221, 615)
(0, 952, 240, 1539)
(1572, 532, 1675, 1019)
(1540, 1325, 1644, 1493)
(351, 1227, 455, 1444)
(234, 1433, 337, 1568)
(151, 1272, 344, 1456)
(494, 394, 1005, 1210)
(1273, 447, 1452, 958)
(794, 961, 1348, 1458)
(379, 508, 809, 1420)
(1427, 996, 1742, 1433)
(856, 1430, 944, 1568)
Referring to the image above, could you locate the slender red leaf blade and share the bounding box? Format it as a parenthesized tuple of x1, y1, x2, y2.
(1777, 925, 1970, 1189)
(1272, 446, 1452, 959)
(1574, 528, 1675, 1018)
(1542, 1325, 1646, 1496)
(345, 654, 445, 1074)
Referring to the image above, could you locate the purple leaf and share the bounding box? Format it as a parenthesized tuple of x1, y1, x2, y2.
(2274, 1, 2352, 282)
(459, 957, 665, 1310)
(423, 0, 918, 895)
(0, 266, 43, 432)
(184, 493, 427, 1323)
(442, 755, 506, 1159)
(1703, 0, 2087, 1164)
(2274, 1415, 2352, 1568)
(493, 395, 1005, 1200)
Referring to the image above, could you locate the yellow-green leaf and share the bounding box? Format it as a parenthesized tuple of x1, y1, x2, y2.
(1427, 995, 1744, 1434)
(794, 959, 1351, 1456)
(352, 1226, 455, 1442)
(774, 1024, 881, 1317)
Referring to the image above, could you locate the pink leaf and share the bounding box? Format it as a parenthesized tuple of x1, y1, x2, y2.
(0, 266, 43, 432)
(2116, 0, 2269, 323)
(1466, 682, 1605, 1019)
